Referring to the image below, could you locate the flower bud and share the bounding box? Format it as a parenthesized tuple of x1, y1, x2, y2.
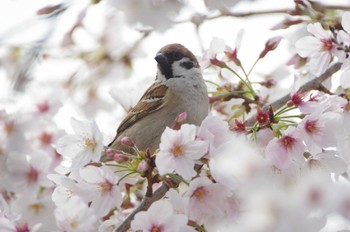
(113, 153, 126, 163)
(121, 136, 135, 147)
(224, 49, 241, 66)
(259, 36, 283, 59)
(105, 148, 114, 157)
(137, 160, 149, 173)
(210, 57, 227, 68)
(172, 112, 187, 130)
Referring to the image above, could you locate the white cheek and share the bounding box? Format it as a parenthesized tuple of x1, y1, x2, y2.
(156, 70, 167, 82)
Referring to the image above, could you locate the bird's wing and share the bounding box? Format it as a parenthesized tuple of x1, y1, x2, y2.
(108, 82, 168, 147)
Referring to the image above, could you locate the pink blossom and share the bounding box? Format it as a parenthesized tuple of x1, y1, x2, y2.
(155, 124, 208, 180)
(55, 196, 98, 232)
(297, 112, 338, 152)
(265, 127, 306, 169)
(11, 191, 56, 231)
(109, 0, 183, 31)
(199, 37, 226, 69)
(304, 151, 347, 176)
(335, 11, 350, 78)
(196, 115, 230, 155)
(296, 23, 335, 76)
(209, 134, 264, 190)
(184, 177, 231, 225)
(131, 200, 195, 232)
(78, 166, 122, 217)
(224, 29, 244, 66)
(4, 152, 53, 193)
(288, 75, 321, 113)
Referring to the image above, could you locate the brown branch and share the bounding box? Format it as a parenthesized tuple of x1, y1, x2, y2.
(115, 183, 170, 232)
(176, 3, 350, 25)
(210, 92, 257, 105)
(209, 3, 350, 20)
(217, 9, 289, 18)
(246, 62, 342, 126)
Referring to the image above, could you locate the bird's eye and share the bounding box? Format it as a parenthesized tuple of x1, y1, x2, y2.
(172, 52, 183, 60)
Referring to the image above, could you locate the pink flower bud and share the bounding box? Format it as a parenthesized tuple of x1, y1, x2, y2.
(121, 136, 135, 147)
(172, 112, 187, 130)
(224, 49, 241, 66)
(105, 148, 114, 157)
(37, 4, 63, 15)
(113, 153, 125, 163)
(259, 36, 283, 59)
(137, 160, 148, 173)
(271, 19, 303, 30)
(176, 112, 187, 123)
(37, 101, 50, 113)
(210, 57, 227, 68)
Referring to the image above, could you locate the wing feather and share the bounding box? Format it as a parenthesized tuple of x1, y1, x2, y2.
(107, 82, 168, 147)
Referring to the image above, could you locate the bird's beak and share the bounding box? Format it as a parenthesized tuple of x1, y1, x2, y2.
(154, 53, 169, 67)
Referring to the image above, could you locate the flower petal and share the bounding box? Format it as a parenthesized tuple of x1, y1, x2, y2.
(56, 135, 84, 158)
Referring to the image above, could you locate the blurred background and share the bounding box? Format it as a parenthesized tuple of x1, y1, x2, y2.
(0, 0, 348, 137)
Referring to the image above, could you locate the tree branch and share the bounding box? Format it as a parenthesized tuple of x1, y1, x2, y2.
(246, 62, 342, 126)
(115, 183, 170, 232)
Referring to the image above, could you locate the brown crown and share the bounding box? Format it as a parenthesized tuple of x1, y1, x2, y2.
(157, 43, 199, 68)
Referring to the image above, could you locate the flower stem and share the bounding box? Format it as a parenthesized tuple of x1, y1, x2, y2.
(247, 57, 260, 77)
(225, 65, 257, 98)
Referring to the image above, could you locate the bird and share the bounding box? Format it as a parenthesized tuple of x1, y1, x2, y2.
(107, 43, 209, 155)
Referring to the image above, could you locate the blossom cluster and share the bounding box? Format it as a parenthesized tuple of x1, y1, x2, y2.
(1, 1, 350, 232)
(296, 12, 350, 80)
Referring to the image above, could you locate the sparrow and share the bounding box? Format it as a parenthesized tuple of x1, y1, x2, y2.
(107, 43, 209, 154)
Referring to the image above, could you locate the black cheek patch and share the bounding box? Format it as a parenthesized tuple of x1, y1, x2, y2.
(180, 61, 194, 69)
(158, 63, 173, 79)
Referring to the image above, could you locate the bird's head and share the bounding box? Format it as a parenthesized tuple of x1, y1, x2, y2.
(154, 44, 201, 82)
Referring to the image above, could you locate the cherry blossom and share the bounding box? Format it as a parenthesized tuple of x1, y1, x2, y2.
(184, 176, 232, 226)
(2, 2, 350, 232)
(54, 196, 98, 232)
(265, 127, 306, 169)
(48, 174, 80, 207)
(3, 152, 53, 193)
(295, 23, 335, 76)
(303, 150, 347, 176)
(0, 195, 18, 232)
(336, 12, 350, 88)
(77, 165, 122, 217)
(199, 37, 226, 69)
(155, 124, 208, 180)
(109, 0, 183, 31)
(297, 112, 338, 153)
(11, 190, 56, 231)
(196, 114, 230, 154)
(56, 118, 103, 172)
(209, 134, 265, 190)
(131, 200, 195, 232)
